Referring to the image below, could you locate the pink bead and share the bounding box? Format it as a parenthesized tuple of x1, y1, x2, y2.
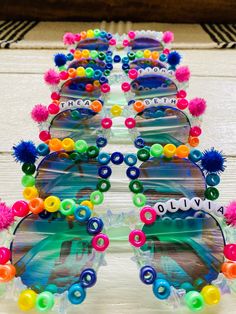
(177, 90, 187, 98)
(128, 69, 138, 80)
(163, 48, 170, 55)
(12, 200, 29, 217)
(74, 33, 81, 42)
(140, 207, 157, 224)
(109, 38, 116, 46)
(51, 92, 60, 101)
(123, 39, 129, 47)
(125, 117, 136, 129)
(224, 244, 236, 261)
(92, 233, 109, 252)
(101, 117, 112, 129)
(39, 130, 51, 142)
(190, 126, 202, 137)
(59, 71, 69, 80)
(129, 230, 146, 248)
(48, 103, 60, 115)
(121, 82, 130, 92)
(128, 31, 136, 39)
(177, 98, 188, 110)
(70, 48, 75, 54)
(101, 83, 110, 93)
(0, 247, 11, 265)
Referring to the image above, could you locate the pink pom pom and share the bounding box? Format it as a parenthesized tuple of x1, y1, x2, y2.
(31, 104, 49, 123)
(63, 32, 75, 45)
(225, 201, 236, 227)
(175, 66, 191, 82)
(0, 202, 14, 231)
(44, 69, 60, 85)
(189, 98, 207, 117)
(163, 31, 174, 44)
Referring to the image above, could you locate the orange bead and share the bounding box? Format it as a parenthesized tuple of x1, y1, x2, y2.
(52, 100, 60, 105)
(90, 100, 103, 113)
(189, 137, 200, 147)
(68, 68, 76, 78)
(151, 51, 159, 60)
(0, 264, 16, 282)
(80, 31, 87, 40)
(49, 138, 62, 151)
(28, 198, 44, 214)
(176, 145, 190, 158)
(133, 101, 145, 113)
(74, 50, 82, 59)
(93, 80, 100, 87)
(222, 262, 236, 279)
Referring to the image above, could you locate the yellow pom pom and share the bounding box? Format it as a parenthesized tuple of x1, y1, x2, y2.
(18, 289, 37, 311)
(163, 144, 176, 158)
(62, 138, 75, 151)
(44, 196, 61, 212)
(201, 285, 221, 305)
(87, 29, 94, 38)
(23, 187, 38, 200)
(76, 66, 86, 77)
(81, 200, 94, 210)
(81, 49, 90, 58)
(143, 49, 151, 58)
(110, 105, 122, 117)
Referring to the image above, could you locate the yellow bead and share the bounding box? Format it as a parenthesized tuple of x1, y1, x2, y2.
(163, 144, 176, 158)
(80, 200, 94, 210)
(18, 289, 37, 311)
(81, 49, 90, 58)
(44, 196, 61, 212)
(62, 138, 75, 151)
(201, 285, 221, 305)
(143, 49, 151, 58)
(23, 187, 38, 200)
(110, 105, 122, 117)
(87, 29, 94, 38)
(93, 80, 100, 87)
(76, 66, 86, 77)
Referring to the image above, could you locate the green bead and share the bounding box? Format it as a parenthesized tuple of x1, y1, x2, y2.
(90, 50, 98, 59)
(104, 69, 111, 76)
(98, 52, 106, 60)
(128, 52, 136, 60)
(133, 193, 146, 207)
(87, 146, 99, 158)
(60, 199, 76, 216)
(94, 29, 101, 37)
(59, 65, 66, 71)
(90, 190, 104, 205)
(135, 50, 143, 58)
(204, 187, 219, 200)
(97, 179, 111, 192)
(129, 180, 143, 193)
(75, 140, 88, 153)
(137, 148, 150, 161)
(22, 163, 36, 175)
(21, 175, 35, 187)
(69, 152, 81, 161)
(70, 110, 81, 119)
(85, 67, 95, 78)
(36, 291, 55, 312)
(150, 144, 163, 157)
(185, 291, 205, 312)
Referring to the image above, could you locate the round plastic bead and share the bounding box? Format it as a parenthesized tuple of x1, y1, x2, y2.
(177, 98, 189, 110)
(39, 130, 51, 142)
(129, 180, 143, 193)
(206, 173, 220, 186)
(163, 144, 176, 158)
(0, 247, 11, 265)
(36, 291, 54, 312)
(133, 193, 146, 207)
(96, 136, 107, 148)
(69, 152, 80, 161)
(75, 140, 88, 153)
(45, 284, 57, 294)
(143, 49, 151, 58)
(92, 233, 109, 251)
(37, 143, 50, 156)
(189, 137, 200, 147)
(12, 200, 29, 217)
(68, 283, 86, 305)
(80, 200, 94, 211)
(125, 117, 136, 129)
(18, 289, 37, 311)
(129, 230, 146, 247)
(124, 153, 137, 166)
(121, 82, 130, 92)
(101, 117, 112, 129)
(111, 152, 124, 165)
(204, 187, 219, 200)
(23, 187, 39, 200)
(133, 100, 145, 113)
(110, 104, 122, 117)
(224, 243, 236, 261)
(0, 264, 16, 282)
(48, 102, 60, 114)
(113, 55, 121, 63)
(98, 152, 111, 165)
(90, 190, 104, 205)
(21, 175, 35, 187)
(80, 268, 97, 288)
(128, 69, 138, 80)
(153, 279, 171, 300)
(190, 126, 202, 137)
(150, 143, 163, 157)
(185, 291, 205, 311)
(62, 138, 75, 151)
(44, 196, 60, 212)
(140, 265, 156, 285)
(140, 207, 157, 224)
(180, 282, 194, 292)
(176, 145, 190, 158)
(126, 166, 140, 180)
(136, 50, 143, 58)
(128, 51, 136, 60)
(94, 29, 101, 37)
(85, 67, 94, 78)
(98, 165, 112, 178)
(122, 64, 130, 71)
(87, 217, 104, 235)
(22, 163, 36, 175)
(137, 148, 150, 161)
(98, 52, 105, 60)
(60, 199, 76, 216)
(189, 149, 202, 162)
(74, 205, 91, 222)
(49, 138, 62, 151)
(201, 285, 220, 305)
(222, 262, 236, 279)
(97, 179, 111, 192)
(87, 146, 99, 158)
(28, 198, 44, 214)
(39, 210, 51, 220)
(122, 56, 129, 64)
(134, 137, 145, 148)
(90, 100, 103, 113)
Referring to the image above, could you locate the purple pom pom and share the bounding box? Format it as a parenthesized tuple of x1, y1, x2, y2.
(0, 202, 14, 230)
(13, 141, 38, 164)
(201, 148, 226, 173)
(31, 104, 49, 123)
(225, 201, 236, 227)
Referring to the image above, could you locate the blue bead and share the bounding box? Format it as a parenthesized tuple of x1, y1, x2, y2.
(180, 282, 194, 292)
(68, 284, 86, 305)
(106, 33, 112, 40)
(105, 55, 113, 63)
(111, 152, 124, 165)
(98, 152, 111, 165)
(124, 153, 137, 166)
(98, 165, 112, 178)
(189, 149, 202, 163)
(113, 55, 121, 63)
(122, 56, 129, 64)
(126, 166, 140, 179)
(87, 217, 104, 235)
(96, 136, 107, 148)
(39, 210, 51, 220)
(100, 31, 107, 38)
(140, 266, 156, 285)
(94, 69, 103, 79)
(37, 143, 49, 156)
(159, 54, 167, 62)
(105, 63, 113, 70)
(106, 51, 113, 56)
(122, 64, 130, 71)
(99, 76, 108, 84)
(134, 137, 145, 148)
(152, 279, 171, 300)
(74, 206, 91, 223)
(206, 173, 220, 186)
(128, 99, 135, 106)
(80, 269, 97, 288)
(66, 53, 74, 61)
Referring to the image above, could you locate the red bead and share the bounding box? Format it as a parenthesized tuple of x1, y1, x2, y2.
(128, 69, 138, 80)
(51, 92, 60, 101)
(74, 33, 81, 42)
(224, 244, 236, 261)
(121, 82, 131, 92)
(177, 98, 189, 110)
(101, 118, 112, 129)
(85, 84, 94, 92)
(123, 39, 129, 47)
(125, 117, 136, 129)
(39, 130, 51, 141)
(100, 83, 110, 93)
(12, 200, 29, 217)
(177, 90, 187, 98)
(109, 38, 116, 46)
(0, 247, 11, 265)
(163, 48, 170, 55)
(59, 71, 69, 80)
(190, 126, 202, 137)
(48, 103, 60, 115)
(128, 31, 136, 39)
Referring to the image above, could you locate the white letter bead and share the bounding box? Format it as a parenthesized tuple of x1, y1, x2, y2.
(190, 197, 203, 210)
(154, 202, 167, 216)
(179, 198, 191, 211)
(214, 203, 225, 217)
(203, 200, 215, 212)
(166, 199, 179, 213)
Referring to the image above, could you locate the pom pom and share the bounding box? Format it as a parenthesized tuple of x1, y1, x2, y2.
(201, 148, 226, 173)
(31, 104, 49, 123)
(63, 32, 75, 45)
(167, 51, 181, 66)
(0, 202, 14, 230)
(175, 66, 191, 82)
(225, 201, 236, 227)
(54, 53, 67, 67)
(189, 98, 206, 117)
(13, 141, 38, 164)
(44, 69, 60, 85)
(163, 31, 174, 44)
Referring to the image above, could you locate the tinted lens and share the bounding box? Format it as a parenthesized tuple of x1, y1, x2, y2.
(130, 59, 166, 70)
(68, 58, 106, 71)
(76, 38, 109, 51)
(129, 37, 163, 51)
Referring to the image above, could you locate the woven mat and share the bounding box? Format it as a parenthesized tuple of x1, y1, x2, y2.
(0, 21, 236, 49)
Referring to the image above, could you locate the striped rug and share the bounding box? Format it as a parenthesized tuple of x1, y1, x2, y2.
(0, 21, 235, 49)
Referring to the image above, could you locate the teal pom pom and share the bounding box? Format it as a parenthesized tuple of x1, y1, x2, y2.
(13, 141, 38, 164)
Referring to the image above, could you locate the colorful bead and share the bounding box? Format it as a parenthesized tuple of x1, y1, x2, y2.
(163, 144, 176, 158)
(37, 143, 50, 156)
(153, 279, 171, 300)
(189, 137, 200, 147)
(21, 175, 35, 187)
(22, 163, 36, 175)
(98, 152, 111, 165)
(87, 146, 99, 158)
(60, 199, 76, 216)
(129, 230, 146, 247)
(124, 153, 137, 166)
(39, 130, 51, 142)
(221, 262, 236, 279)
(137, 148, 150, 162)
(90, 190, 104, 205)
(128, 69, 138, 79)
(110, 104, 122, 117)
(0, 247, 11, 265)
(136, 50, 143, 58)
(74, 205, 91, 222)
(190, 126, 202, 137)
(18, 289, 37, 311)
(206, 173, 220, 186)
(140, 207, 157, 224)
(23, 187, 38, 200)
(92, 233, 109, 251)
(0, 264, 16, 282)
(62, 138, 75, 151)
(224, 244, 236, 261)
(111, 152, 124, 165)
(125, 117, 136, 129)
(44, 196, 60, 212)
(75, 140, 88, 153)
(133, 193, 146, 207)
(133, 101, 145, 112)
(76, 67, 85, 77)
(94, 29, 101, 37)
(126, 166, 140, 180)
(176, 145, 190, 158)
(201, 285, 220, 305)
(143, 49, 151, 58)
(185, 291, 205, 311)
(150, 144, 163, 157)
(85, 67, 94, 78)
(101, 83, 110, 93)
(134, 137, 145, 148)
(36, 291, 54, 312)
(204, 187, 219, 200)
(87, 217, 104, 235)
(68, 284, 86, 305)
(80, 268, 97, 288)
(101, 117, 112, 129)
(97, 179, 111, 192)
(98, 165, 112, 178)
(121, 82, 131, 92)
(49, 138, 62, 151)
(189, 149, 202, 162)
(80, 200, 94, 211)
(140, 265, 156, 285)
(129, 180, 143, 193)
(177, 98, 189, 110)
(28, 198, 44, 214)
(96, 136, 107, 148)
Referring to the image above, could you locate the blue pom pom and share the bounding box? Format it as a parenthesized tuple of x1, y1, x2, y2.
(13, 141, 38, 164)
(201, 148, 226, 173)
(54, 53, 67, 67)
(167, 51, 181, 66)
